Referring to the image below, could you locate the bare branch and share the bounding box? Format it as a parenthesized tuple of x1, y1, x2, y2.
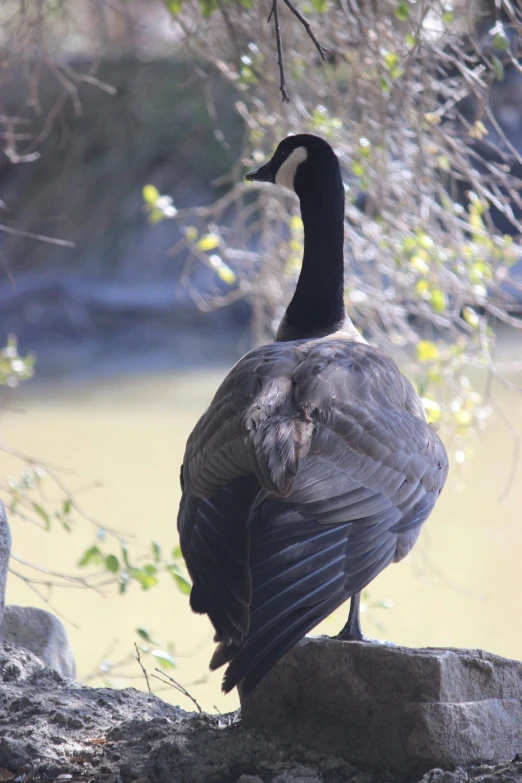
(0, 223, 75, 248)
(134, 643, 152, 694)
(151, 669, 202, 713)
(272, 0, 290, 103)
(281, 0, 327, 61)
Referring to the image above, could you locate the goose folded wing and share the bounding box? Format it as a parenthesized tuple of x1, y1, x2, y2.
(177, 342, 308, 645)
(219, 345, 448, 692)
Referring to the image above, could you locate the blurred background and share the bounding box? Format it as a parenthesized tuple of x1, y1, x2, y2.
(0, 0, 522, 714)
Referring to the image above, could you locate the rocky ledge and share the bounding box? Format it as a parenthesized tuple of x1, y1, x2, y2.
(1, 641, 522, 783)
(241, 637, 522, 777)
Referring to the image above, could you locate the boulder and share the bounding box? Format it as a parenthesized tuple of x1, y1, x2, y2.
(240, 636, 522, 777)
(0, 499, 11, 628)
(0, 640, 45, 682)
(0, 605, 76, 679)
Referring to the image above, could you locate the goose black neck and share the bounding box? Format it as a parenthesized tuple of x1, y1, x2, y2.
(278, 155, 346, 341)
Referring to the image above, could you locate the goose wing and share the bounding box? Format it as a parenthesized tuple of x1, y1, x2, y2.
(178, 339, 448, 691)
(178, 342, 311, 645)
(219, 340, 448, 692)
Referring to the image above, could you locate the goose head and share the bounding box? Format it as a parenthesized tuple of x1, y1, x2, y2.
(246, 134, 341, 197)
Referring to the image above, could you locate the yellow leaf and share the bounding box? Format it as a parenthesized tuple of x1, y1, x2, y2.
(209, 254, 236, 285)
(216, 266, 236, 284)
(462, 307, 479, 329)
(431, 289, 446, 313)
(143, 185, 160, 205)
(411, 255, 429, 273)
(197, 233, 220, 251)
(421, 397, 441, 424)
(416, 233, 434, 250)
(184, 226, 198, 242)
(148, 209, 164, 224)
(417, 341, 440, 362)
(455, 409, 472, 426)
(468, 121, 488, 140)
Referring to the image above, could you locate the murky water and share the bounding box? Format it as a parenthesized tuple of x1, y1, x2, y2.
(1, 364, 521, 714)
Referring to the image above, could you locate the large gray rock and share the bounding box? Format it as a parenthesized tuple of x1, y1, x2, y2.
(0, 605, 76, 679)
(240, 636, 522, 777)
(0, 499, 11, 628)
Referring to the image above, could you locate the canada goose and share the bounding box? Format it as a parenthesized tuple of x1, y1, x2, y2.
(178, 134, 448, 695)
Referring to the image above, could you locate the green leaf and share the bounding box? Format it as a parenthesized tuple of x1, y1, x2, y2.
(78, 545, 103, 568)
(168, 566, 192, 595)
(394, 3, 409, 21)
(150, 649, 176, 669)
(136, 627, 158, 644)
(63, 499, 72, 515)
(383, 52, 398, 71)
(143, 563, 158, 576)
(311, 0, 327, 10)
(405, 32, 416, 47)
(32, 502, 51, 530)
(121, 542, 131, 568)
(200, 0, 218, 17)
(492, 33, 509, 52)
(165, 0, 183, 14)
(131, 568, 158, 590)
(104, 554, 119, 573)
(491, 55, 505, 82)
(152, 540, 161, 563)
(172, 544, 183, 560)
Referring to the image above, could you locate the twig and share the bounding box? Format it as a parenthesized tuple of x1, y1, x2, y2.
(8, 569, 81, 628)
(271, 0, 290, 103)
(281, 0, 326, 60)
(0, 223, 74, 247)
(134, 643, 152, 694)
(151, 668, 202, 713)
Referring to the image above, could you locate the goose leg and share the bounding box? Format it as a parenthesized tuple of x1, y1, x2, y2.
(336, 592, 364, 641)
(335, 592, 395, 645)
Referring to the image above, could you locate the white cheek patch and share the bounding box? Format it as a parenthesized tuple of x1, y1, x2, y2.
(275, 146, 308, 190)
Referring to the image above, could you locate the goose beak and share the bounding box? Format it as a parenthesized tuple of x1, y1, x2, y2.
(245, 161, 274, 183)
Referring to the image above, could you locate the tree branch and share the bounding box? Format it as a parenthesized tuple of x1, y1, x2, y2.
(281, 0, 327, 60)
(271, 0, 290, 103)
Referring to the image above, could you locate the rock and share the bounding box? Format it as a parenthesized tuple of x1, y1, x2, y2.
(0, 648, 521, 783)
(0, 640, 45, 682)
(0, 605, 76, 679)
(240, 637, 522, 777)
(0, 499, 11, 628)
(272, 766, 322, 783)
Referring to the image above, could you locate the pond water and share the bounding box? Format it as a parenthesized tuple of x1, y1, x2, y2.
(1, 361, 522, 714)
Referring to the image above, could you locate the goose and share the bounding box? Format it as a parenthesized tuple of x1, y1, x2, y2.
(177, 134, 448, 695)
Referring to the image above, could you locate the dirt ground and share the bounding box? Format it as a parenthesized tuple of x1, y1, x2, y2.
(0, 642, 520, 783)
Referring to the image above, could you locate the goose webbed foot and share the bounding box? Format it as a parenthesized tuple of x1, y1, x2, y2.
(334, 592, 395, 645)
